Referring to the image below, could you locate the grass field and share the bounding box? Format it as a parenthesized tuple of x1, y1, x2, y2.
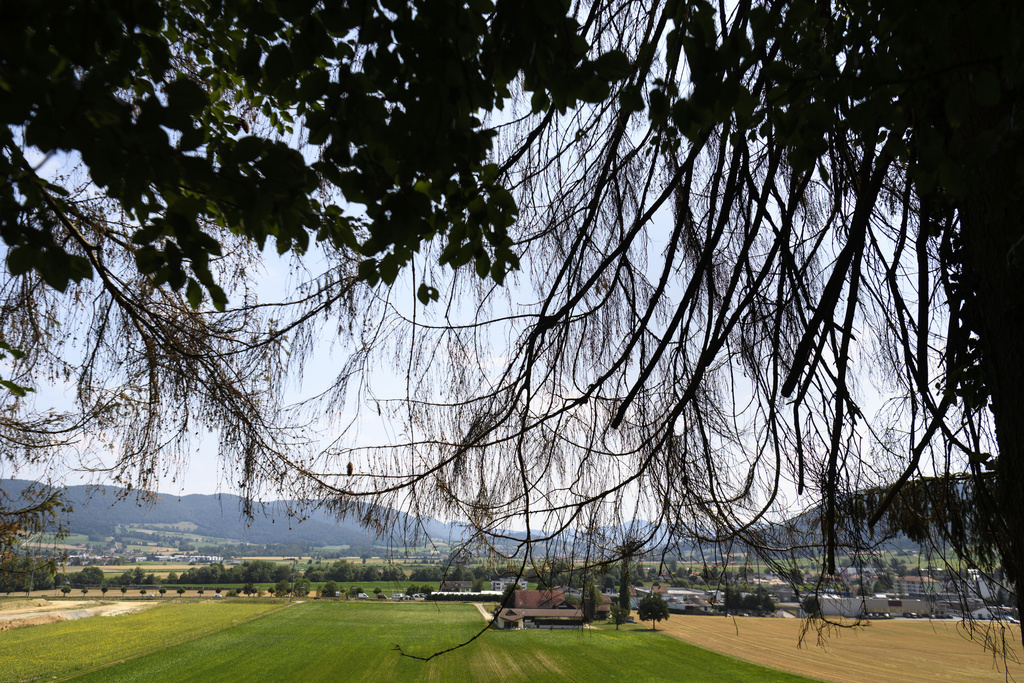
(5, 601, 1022, 682)
(652, 614, 1024, 683)
(2, 601, 811, 682)
(0, 601, 281, 682)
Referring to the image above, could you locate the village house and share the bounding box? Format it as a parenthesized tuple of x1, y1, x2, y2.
(438, 580, 474, 593)
(494, 589, 584, 629)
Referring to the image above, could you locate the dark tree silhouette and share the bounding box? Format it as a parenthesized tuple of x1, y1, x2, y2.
(2, 0, 1023, 652)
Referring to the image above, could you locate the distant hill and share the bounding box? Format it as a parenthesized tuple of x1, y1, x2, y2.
(4, 479, 455, 548)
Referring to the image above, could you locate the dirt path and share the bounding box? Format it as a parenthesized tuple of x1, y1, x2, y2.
(472, 603, 493, 622)
(656, 615, 1023, 682)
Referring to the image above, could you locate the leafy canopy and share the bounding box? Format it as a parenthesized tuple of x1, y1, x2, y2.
(2, 0, 631, 307)
(637, 593, 669, 630)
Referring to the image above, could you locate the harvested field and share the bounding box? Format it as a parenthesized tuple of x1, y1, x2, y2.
(657, 615, 1022, 682)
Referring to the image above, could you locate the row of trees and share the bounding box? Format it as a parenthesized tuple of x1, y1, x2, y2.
(721, 586, 775, 614)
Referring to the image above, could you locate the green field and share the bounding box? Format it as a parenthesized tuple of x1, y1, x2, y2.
(1, 601, 281, 682)
(1, 601, 814, 682)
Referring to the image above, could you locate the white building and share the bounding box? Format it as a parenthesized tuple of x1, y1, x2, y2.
(491, 576, 529, 593)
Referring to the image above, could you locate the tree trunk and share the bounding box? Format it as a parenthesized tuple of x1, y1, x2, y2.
(960, 172, 1024, 644)
(953, 0, 1024, 647)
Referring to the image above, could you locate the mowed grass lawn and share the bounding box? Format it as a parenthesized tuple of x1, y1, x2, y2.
(4, 601, 814, 682)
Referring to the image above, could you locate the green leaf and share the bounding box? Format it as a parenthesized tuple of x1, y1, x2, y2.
(263, 43, 293, 88)
(208, 283, 227, 312)
(592, 50, 633, 81)
(0, 341, 25, 359)
(530, 91, 550, 113)
(186, 279, 202, 309)
(165, 78, 209, 118)
(6, 246, 35, 276)
(378, 255, 399, 284)
(416, 283, 439, 305)
(357, 258, 379, 284)
(475, 253, 490, 279)
(67, 255, 93, 283)
(234, 136, 264, 162)
(37, 256, 71, 292)
(619, 85, 644, 114)
(132, 224, 164, 245)
(0, 378, 33, 397)
(135, 246, 163, 274)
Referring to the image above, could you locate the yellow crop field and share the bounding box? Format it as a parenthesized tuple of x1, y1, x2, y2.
(656, 615, 1022, 682)
(0, 601, 280, 682)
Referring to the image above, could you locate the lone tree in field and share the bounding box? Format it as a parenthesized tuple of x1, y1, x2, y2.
(3, 0, 1023, 650)
(610, 604, 630, 630)
(637, 594, 670, 632)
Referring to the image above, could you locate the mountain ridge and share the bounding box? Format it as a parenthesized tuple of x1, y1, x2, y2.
(4, 479, 454, 547)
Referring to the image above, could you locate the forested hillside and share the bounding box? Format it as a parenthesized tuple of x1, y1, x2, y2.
(6, 479, 453, 546)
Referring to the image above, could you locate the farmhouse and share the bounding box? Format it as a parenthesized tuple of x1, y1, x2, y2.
(438, 580, 474, 592)
(494, 589, 584, 629)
